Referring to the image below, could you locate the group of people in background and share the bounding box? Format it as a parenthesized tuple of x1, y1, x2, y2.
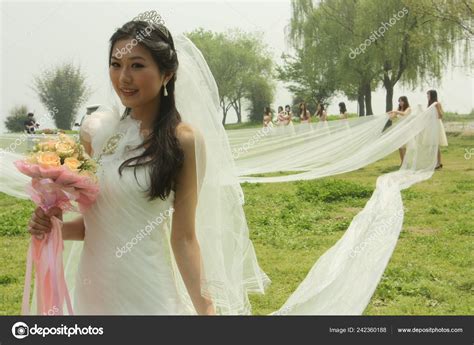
(263, 89, 447, 170)
(263, 101, 348, 129)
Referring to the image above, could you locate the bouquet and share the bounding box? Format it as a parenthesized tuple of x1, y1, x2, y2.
(14, 133, 99, 315)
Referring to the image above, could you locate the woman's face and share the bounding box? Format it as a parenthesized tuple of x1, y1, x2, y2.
(317, 104, 321, 111)
(427, 92, 430, 102)
(109, 39, 164, 109)
(399, 98, 404, 107)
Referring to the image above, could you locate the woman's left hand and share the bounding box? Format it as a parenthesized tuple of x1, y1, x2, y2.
(196, 297, 216, 315)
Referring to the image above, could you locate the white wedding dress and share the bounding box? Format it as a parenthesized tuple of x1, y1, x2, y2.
(74, 115, 194, 315)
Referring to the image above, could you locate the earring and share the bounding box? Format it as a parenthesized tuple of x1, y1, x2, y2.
(163, 83, 168, 97)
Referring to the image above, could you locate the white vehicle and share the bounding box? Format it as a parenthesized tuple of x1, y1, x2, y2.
(75, 104, 101, 128)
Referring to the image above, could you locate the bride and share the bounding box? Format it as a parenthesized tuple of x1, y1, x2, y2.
(26, 12, 270, 315)
(21, 10, 441, 317)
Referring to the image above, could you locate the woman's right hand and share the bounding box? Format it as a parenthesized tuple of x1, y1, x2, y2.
(28, 206, 63, 239)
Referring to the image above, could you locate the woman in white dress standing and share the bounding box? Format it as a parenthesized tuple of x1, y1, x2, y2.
(389, 96, 412, 165)
(298, 102, 312, 133)
(427, 89, 448, 169)
(276, 106, 287, 126)
(263, 106, 274, 128)
(26, 13, 270, 315)
(285, 105, 296, 135)
(315, 103, 328, 122)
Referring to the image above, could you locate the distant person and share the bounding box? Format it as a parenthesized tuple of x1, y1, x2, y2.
(277, 106, 289, 126)
(388, 96, 412, 165)
(427, 90, 448, 169)
(299, 102, 311, 124)
(263, 107, 273, 128)
(285, 105, 293, 123)
(24, 112, 39, 134)
(338, 102, 348, 119)
(315, 103, 327, 121)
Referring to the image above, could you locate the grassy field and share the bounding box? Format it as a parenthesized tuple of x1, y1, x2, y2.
(0, 133, 472, 315)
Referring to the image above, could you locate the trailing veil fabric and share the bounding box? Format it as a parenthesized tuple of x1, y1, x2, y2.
(0, 35, 440, 315)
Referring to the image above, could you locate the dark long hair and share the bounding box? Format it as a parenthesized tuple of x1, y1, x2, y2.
(338, 102, 347, 114)
(427, 89, 438, 107)
(300, 102, 309, 120)
(398, 96, 410, 111)
(109, 20, 184, 201)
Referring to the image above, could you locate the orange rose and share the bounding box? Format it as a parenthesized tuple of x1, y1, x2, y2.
(59, 134, 76, 147)
(64, 157, 82, 171)
(37, 152, 61, 167)
(39, 141, 56, 151)
(26, 153, 38, 164)
(55, 142, 75, 157)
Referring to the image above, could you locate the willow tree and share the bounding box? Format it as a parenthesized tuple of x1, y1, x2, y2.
(281, 0, 380, 115)
(361, 0, 469, 111)
(282, 0, 470, 115)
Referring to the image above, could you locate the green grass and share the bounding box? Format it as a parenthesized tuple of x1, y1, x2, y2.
(0, 134, 472, 315)
(246, 133, 474, 315)
(443, 110, 474, 122)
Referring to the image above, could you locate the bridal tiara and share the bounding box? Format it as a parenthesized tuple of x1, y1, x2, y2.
(132, 10, 169, 38)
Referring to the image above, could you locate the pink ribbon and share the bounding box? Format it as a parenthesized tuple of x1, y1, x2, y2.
(22, 216, 73, 315)
(21, 178, 79, 315)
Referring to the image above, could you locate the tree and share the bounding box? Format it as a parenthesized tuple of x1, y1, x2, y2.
(226, 30, 274, 123)
(405, 0, 473, 38)
(4, 105, 28, 133)
(33, 63, 90, 130)
(361, 0, 468, 111)
(282, 0, 379, 115)
(187, 29, 275, 124)
(186, 30, 234, 124)
(278, 49, 337, 109)
(246, 76, 276, 122)
(283, 0, 470, 115)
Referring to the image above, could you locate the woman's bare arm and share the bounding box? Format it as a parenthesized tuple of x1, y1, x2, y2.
(170, 123, 215, 315)
(63, 216, 85, 240)
(436, 103, 444, 119)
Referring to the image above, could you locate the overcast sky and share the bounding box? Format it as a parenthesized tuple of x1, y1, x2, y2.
(1, 0, 472, 133)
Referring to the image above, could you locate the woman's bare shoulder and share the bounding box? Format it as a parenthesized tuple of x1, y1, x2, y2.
(176, 122, 196, 148)
(176, 121, 207, 153)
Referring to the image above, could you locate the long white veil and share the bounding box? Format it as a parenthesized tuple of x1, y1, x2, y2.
(0, 34, 440, 315)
